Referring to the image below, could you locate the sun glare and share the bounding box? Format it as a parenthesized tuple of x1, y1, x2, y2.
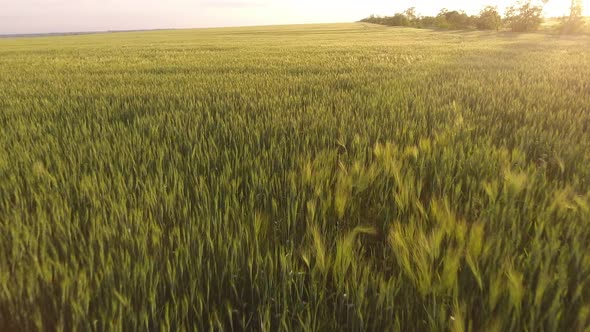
(544, 0, 590, 17)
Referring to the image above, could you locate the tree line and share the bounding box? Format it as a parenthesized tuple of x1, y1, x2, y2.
(360, 0, 586, 34)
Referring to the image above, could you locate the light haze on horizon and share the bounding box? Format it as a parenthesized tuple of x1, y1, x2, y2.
(0, 0, 584, 34)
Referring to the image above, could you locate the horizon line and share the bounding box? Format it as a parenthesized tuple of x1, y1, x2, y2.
(0, 16, 578, 39)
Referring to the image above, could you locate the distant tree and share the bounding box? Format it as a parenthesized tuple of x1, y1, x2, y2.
(435, 9, 451, 29)
(360, 15, 377, 23)
(381, 13, 410, 26)
(360, 14, 374, 22)
(477, 6, 503, 30)
(568, 0, 584, 19)
(360, 15, 387, 25)
(436, 9, 473, 29)
(558, 0, 585, 34)
(504, 0, 548, 32)
(417, 16, 437, 28)
(404, 7, 419, 26)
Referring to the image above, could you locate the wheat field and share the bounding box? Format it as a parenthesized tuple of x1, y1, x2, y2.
(1, 23, 590, 331)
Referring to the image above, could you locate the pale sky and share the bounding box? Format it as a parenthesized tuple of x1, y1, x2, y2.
(0, 0, 583, 34)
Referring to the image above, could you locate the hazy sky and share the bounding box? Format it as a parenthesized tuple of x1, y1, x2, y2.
(0, 0, 583, 34)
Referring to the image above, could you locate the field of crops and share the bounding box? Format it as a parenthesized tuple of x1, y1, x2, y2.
(1, 23, 589, 331)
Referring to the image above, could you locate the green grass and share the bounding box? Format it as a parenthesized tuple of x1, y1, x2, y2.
(1, 23, 590, 331)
